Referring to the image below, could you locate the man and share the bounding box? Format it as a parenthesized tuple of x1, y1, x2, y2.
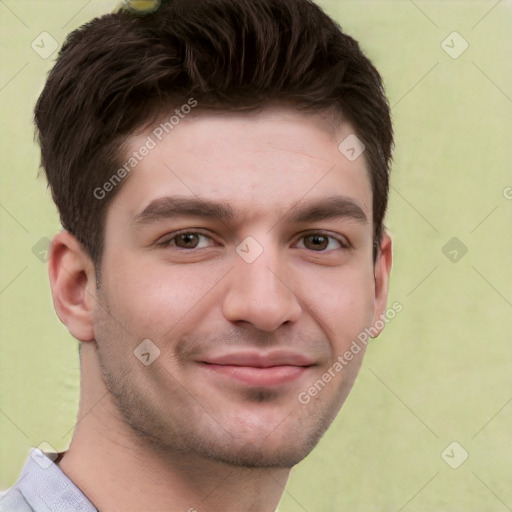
(1, 0, 393, 510)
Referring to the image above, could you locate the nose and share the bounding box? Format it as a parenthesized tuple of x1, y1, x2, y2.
(222, 246, 302, 332)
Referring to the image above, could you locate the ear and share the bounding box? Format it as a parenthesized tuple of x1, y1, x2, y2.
(370, 232, 393, 337)
(48, 230, 98, 342)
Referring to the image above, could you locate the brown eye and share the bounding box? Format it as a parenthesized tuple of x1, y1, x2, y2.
(296, 233, 345, 252)
(175, 233, 201, 248)
(303, 234, 329, 251)
(159, 232, 216, 249)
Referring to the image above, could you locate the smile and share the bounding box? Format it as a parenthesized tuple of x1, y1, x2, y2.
(199, 350, 316, 387)
(201, 363, 311, 386)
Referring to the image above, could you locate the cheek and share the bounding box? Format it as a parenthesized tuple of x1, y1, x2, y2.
(100, 255, 228, 338)
(304, 262, 375, 344)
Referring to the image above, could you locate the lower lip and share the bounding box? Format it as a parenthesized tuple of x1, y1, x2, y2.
(202, 363, 309, 387)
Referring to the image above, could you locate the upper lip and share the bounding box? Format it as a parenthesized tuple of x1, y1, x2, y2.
(201, 351, 316, 368)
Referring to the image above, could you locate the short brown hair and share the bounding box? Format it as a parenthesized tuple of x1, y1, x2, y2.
(35, 0, 393, 265)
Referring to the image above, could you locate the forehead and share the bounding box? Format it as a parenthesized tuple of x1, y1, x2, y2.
(110, 107, 372, 225)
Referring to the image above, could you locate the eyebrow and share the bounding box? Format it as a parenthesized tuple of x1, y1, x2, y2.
(133, 196, 235, 225)
(284, 196, 368, 225)
(132, 195, 368, 226)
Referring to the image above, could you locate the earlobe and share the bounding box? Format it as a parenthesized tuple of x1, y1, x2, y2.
(370, 232, 393, 337)
(48, 230, 97, 342)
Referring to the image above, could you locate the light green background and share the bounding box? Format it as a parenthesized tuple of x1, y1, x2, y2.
(1, 1, 511, 511)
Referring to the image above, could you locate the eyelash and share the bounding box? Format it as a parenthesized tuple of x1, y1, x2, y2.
(157, 230, 350, 252)
(296, 230, 350, 251)
(158, 230, 217, 250)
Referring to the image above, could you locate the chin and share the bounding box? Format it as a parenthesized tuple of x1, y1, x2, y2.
(204, 438, 317, 469)
(185, 414, 331, 469)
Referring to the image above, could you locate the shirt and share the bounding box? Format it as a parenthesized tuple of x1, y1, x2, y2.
(0, 448, 98, 512)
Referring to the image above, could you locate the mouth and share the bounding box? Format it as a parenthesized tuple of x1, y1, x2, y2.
(199, 351, 315, 387)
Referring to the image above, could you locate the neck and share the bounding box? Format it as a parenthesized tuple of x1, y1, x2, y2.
(57, 344, 289, 512)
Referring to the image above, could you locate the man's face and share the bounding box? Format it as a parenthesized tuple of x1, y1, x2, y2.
(92, 107, 388, 468)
